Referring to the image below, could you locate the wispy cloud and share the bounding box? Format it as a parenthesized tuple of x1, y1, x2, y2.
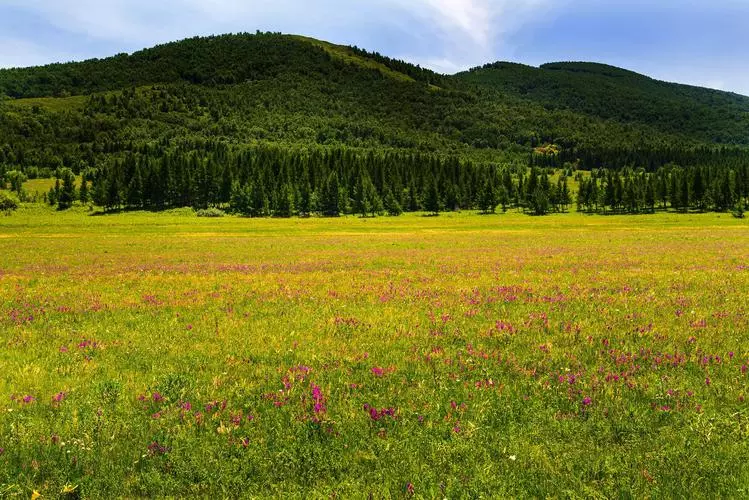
(390, 0, 555, 73)
(419, 0, 493, 47)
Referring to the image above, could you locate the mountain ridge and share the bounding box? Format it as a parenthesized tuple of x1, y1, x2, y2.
(0, 32, 747, 178)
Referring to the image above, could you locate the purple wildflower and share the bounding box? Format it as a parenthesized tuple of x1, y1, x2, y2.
(147, 441, 170, 456)
(231, 412, 243, 426)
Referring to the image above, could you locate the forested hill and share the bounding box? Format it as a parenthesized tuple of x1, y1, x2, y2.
(0, 34, 445, 98)
(457, 61, 749, 145)
(0, 33, 747, 218)
(2, 33, 748, 165)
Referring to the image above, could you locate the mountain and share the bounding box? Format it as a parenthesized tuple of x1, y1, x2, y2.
(457, 61, 749, 145)
(0, 32, 747, 175)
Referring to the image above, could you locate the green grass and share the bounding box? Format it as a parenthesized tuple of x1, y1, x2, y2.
(293, 36, 417, 84)
(0, 208, 748, 497)
(8, 95, 87, 112)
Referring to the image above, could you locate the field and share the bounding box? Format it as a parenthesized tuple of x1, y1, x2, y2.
(1, 207, 748, 497)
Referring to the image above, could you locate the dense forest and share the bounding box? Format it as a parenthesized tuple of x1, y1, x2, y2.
(1, 32, 748, 216)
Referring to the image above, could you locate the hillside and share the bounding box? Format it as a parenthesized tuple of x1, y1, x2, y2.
(1, 33, 748, 172)
(0, 33, 747, 218)
(457, 61, 749, 145)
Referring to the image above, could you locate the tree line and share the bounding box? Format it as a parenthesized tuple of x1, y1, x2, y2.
(5, 141, 746, 217)
(39, 145, 578, 216)
(576, 164, 748, 214)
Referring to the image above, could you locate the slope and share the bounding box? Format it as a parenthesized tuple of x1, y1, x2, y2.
(0, 33, 748, 178)
(456, 61, 749, 145)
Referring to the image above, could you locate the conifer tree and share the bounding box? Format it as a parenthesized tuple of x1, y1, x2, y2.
(560, 176, 570, 212)
(322, 171, 340, 216)
(645, 176, 656, 212)
(383, 188, 402, 216)
(478, 176, 497, 214)
(57, 168, 77, 210)
(79, 178, 90, 204)
(424, 176, 441, 215)
(127, 166, 144, 208)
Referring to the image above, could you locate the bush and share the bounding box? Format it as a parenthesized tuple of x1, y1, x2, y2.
(733, 201, 745, 219)
(196, 207, 226, 218)
(0, 191, 19, 212)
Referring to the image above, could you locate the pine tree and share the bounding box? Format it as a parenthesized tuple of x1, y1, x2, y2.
(478, 176, 497, 214)
(322, 171, 340, 216)
(502, 169, 514, 205)
(531, 187, 549, 216)
(669, 172, 679, 210)
(219, 166, 233, 206)
(47, 182, 59, 206)
(252, 179, 269, 217)
(57, 169, 77, 210)
(383, 188, 402, 216)
(692, 167, 705, 210)
(79, 178, 90, 204)
(679, 173, 690, 211)
(604, 173, 616, 212)
(127, 166, 144, 208)
(275, 183, 294, 217)
(105, 171, 122, 211)
(498, 186, 509, 212)
(559, 177, 571, 212)
(424, 176, 441, 215)
(577, 178, 589, 212)
(656, 174, 668, 209)
(298, 180, 312, 216)
(230, 181, 252, 215)
(645, 176, 656, 212)
(92, 175, 107, 207)
(442, 183, 455, 211)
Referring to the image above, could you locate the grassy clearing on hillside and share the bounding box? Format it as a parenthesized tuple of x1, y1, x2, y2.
(8, 95, 87, 112)
(21, 177, 82, 196)
(0, 209, 747, 497)
(292, 36, 416, 84)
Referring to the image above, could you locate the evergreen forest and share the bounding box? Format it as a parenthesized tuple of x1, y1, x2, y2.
(1, 32, 747, 216)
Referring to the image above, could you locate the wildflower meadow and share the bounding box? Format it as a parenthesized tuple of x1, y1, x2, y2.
(1, 208, 748, 497)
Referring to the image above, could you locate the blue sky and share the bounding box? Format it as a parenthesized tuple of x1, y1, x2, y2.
(1, 0, 748, 95)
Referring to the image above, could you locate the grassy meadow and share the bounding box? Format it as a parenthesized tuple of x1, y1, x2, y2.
(1, 207, 748, 497)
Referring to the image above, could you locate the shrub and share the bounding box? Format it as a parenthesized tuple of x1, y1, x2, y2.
(196, 207, 226, 218)
(0, 191, 19, 212)
(733, 201, 745, 219)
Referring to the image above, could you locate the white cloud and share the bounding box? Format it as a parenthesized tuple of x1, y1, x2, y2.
(417, 57, 467, 74)
(389, 0, 555, 73)
(419, 0, 493, 47)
